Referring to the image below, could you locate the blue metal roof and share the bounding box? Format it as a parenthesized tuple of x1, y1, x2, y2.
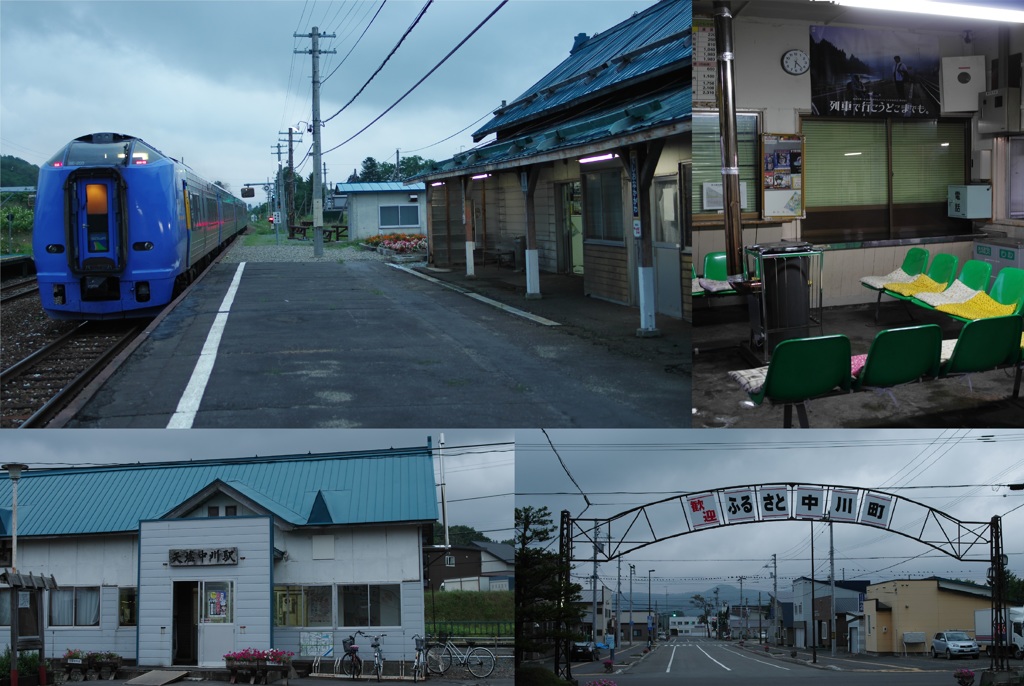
(473, 0, 691, 140)
(0, 447, 438, 537)
(412, 86, 690, 180)
(334, 182, 425, 193)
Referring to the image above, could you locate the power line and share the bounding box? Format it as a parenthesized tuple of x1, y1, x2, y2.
(323, 0, 432, 123)
(322, 0, 508, 156)
(321, 0, 389, 86)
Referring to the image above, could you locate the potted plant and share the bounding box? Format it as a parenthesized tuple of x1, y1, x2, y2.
(953, 668, 975, 686)
(601, 658, 614, 673)
(87, 651, 122, 680)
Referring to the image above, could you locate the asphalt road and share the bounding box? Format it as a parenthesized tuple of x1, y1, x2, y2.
(560, 637, 1013, 686)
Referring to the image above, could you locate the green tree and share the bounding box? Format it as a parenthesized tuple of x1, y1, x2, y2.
(353, 155, 436, 182)
(432, 523, 495, 546)
(0, 155, 40, 186)
(514, 506, 583, 669)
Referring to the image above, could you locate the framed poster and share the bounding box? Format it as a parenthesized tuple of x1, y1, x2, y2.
(761, 134, 804, 220)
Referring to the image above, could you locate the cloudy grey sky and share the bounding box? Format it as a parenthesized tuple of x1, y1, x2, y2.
(516, 429, 1024, 604)
(3, 429, 514, 541)
(0, 0, 655, 196)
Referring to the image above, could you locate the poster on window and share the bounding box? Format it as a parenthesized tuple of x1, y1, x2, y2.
(208, 590, 228, 619)
(809, 25, 940, 118)
(761, 134, 804, 219)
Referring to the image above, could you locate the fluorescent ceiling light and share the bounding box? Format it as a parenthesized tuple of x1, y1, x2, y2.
(844, 152, 863, 156)
(814, 0, 1024, 23)
(431, 181, 445, 187)
(579, 153, 619, 164)
(471, 173, 491, 180)
(940, 142, 950, 147)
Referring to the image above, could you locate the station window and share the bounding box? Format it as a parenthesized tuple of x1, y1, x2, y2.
(691, 111, 761, 222)
(119, 588, 137, 627)
(338, 584, 401, 627)
(274, 585, 332, 627)
(379, 205, 420, 229)
(801, 118, 970, 242)
(582, 169, 625, 242)
(1008, 136, 1023, 219)
(0, 589, 41, 633)
(50, 587, 100, 627)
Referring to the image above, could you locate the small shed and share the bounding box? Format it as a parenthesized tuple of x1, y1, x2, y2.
(334, 182, 426, 241)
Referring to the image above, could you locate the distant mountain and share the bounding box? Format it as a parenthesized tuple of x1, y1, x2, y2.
(1, 155, 40, 187)
(612, 584, 780, 616)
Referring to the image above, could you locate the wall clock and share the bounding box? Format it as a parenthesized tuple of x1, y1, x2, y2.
(781, 49, 810, 75)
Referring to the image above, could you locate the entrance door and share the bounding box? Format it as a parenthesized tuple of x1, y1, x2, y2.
(653, 176, 682, 318)
(197, 580, 235, 667)
(172, 582, 198, 665)
(561, 182, 584, 275)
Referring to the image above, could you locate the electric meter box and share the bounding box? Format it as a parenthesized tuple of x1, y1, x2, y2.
(948, 185, 992, 219)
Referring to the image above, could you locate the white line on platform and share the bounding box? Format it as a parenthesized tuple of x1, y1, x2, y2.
(387, 263, 562, 327)
(166, 262, 246, 429)
(696, 645, 731, 671)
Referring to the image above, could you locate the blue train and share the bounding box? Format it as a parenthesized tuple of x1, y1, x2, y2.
(33, 132, 248, 319)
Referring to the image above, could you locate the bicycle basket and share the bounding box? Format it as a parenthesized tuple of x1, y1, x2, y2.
(343, 637, 355, 653)
(414, 638, 425, 651)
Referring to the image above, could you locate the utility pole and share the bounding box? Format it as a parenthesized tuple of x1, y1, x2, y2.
(592, 525, 600, 646)
(830, 521, 836, 658)
(271, 142, 285, 244)
(294, 26, 336, 257)
(281, 127, 302, 237)
(713, 587, 719, 639)
(772, 553, 779, 646)
(629, 564, 635, 647)
(616, 554, 621, 656)
(737, 576, 746, 639)
(811, 522, 817, 664)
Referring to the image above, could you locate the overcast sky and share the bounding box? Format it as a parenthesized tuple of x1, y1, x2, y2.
(515, 429, 1024, 605)
(2, 429, 514, 542)
(0, 0, 655, 197)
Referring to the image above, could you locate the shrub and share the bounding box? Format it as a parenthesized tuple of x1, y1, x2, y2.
(514, 665, 569, 686)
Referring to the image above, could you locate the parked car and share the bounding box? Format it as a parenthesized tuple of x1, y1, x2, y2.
(931, 631, 980, 659)
(658, 631, 667, 640)
(571, 641, 597, 661)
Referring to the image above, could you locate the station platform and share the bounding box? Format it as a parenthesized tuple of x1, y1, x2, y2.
(59, 256, 688, 428)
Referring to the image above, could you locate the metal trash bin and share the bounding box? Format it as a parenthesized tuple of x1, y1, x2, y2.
(746, 241, 823, 361)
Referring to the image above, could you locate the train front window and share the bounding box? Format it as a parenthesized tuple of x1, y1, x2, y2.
(66, 141, 130, 166)
(85, 184, 110, 252)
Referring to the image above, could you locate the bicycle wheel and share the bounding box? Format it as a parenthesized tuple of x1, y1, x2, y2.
(374, 657, 382, 682)
(466, 647, 495, 678)
(412, 655, 422, 683)
(341, 654, 361, 679)
(426, 644, 451, 674)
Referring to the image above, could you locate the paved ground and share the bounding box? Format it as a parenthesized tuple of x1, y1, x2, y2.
(690, 298, 1023, 428)
(61, 253, 688, 428)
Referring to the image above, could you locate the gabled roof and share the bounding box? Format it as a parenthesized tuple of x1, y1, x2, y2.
(334, 182, 425, 194)
(0, 447, 438, 537)
(472, 539, 514, 564)
(473, 0, 691, 141)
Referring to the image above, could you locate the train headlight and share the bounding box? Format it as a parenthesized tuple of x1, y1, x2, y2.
(132, 241, 154, 251)
(53, 284, 66, 305)
(46, 244, 65, 253)
(135, 281, 151, 303)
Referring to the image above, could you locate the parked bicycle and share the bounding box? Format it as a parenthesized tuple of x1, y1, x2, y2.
(370, 632, 387, 681)
(411, 634, 427, 682)
(425, 634, 495, 678)
(340, 631, 365, 679)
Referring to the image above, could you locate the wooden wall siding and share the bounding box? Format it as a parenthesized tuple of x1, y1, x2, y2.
(430, 189, 453, 266)
(584, 243, 630, 304)
(497, 174, 526, 245)
(138, 517, 273, 667)
(533, 170, 559, 273)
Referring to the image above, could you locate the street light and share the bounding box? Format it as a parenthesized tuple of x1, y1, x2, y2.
(2, 464, 28, 572)
(648, 569, 655, 644)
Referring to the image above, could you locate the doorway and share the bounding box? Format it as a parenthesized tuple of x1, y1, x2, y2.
(172, 582, 198, 666)
(653, 175, 682, 318)
(561, 182, 584, 275)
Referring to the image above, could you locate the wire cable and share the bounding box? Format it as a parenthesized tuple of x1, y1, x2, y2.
(322, 0, 508, 156)
(321, 0, 389, 86)
(323, 0, 432, 121)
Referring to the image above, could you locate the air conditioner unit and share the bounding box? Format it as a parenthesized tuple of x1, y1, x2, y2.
(941, 55, 987, 113)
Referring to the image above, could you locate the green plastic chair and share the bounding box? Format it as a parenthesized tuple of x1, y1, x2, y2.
(853, 324, 942, 397)
(944, 267, 1024, 322)
(877, 253, 959, 324)
(912, 259, 992, 311)
(692, 263, 705, 298)
(863, 247, 930, 318)
(941, 315, 1023, 397)
(700, 251, 737, 302)
(748, 334, 852, 428)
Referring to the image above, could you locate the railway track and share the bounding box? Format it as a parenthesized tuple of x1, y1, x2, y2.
(0, 275, 39, 305)
(1, 320, 143, 428)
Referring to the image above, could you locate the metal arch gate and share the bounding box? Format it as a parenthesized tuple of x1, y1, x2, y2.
(554, 482, 1010, 680)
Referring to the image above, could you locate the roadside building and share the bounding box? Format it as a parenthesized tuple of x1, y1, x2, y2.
(862, 577, 991, 656)
(0, 447, 438, 668)
(332, 182, 427, 241)
(413, 0, 691, 330)
(426, 540, 514, 591)
(791, 577, 869, 649)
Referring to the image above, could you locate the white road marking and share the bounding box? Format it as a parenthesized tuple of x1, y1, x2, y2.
(722, 647, 791, 670)
(167, 262, 245, 428)
(696, 645, 731, 671)
(387, 263, 562, 326)
(665, 646, 677, 673)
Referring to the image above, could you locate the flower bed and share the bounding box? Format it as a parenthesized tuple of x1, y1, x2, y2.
(224, 649, 294, 685)
(364, 233, 427, 254)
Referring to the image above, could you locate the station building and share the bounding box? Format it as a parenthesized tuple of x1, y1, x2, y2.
(0, 446, 438, 668)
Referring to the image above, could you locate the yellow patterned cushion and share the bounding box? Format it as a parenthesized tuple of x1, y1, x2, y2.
(936, 292, 1015, 320)
(884, 274, 944, 297)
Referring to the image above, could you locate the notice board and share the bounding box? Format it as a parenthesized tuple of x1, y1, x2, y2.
(761, 133, 805, 220)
